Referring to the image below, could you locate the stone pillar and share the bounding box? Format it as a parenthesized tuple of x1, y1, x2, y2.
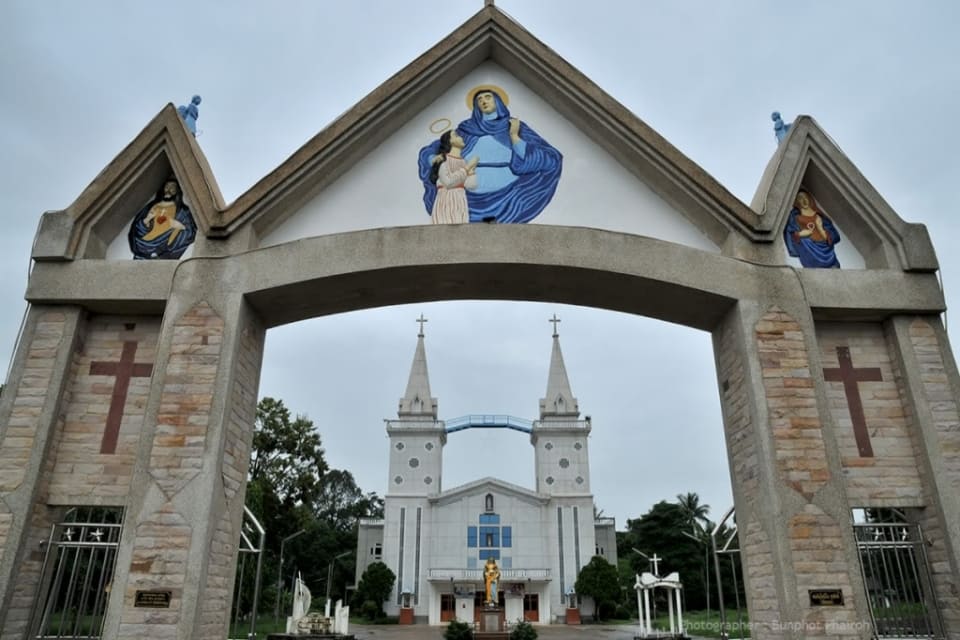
(0, 306, 83, 638)
(100, 269, 265, 640)
(713, 300, 870, 639)
(888, 316, 960, 638)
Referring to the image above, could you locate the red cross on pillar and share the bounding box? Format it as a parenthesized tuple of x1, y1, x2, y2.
(823, 346, 882, 457)
(89, 341, 153, 454)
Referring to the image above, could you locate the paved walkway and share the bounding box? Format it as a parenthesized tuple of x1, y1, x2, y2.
(349, 622, 662, 639)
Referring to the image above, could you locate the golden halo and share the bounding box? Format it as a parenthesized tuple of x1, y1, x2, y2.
(465, 84, 510, 110)
(429, 117, 452, 135)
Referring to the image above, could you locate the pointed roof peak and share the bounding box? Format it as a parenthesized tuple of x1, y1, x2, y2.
(398, 316, 438, 419)
(540, 318, 579, 419)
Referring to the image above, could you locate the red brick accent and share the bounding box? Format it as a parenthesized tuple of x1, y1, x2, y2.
(0, 312, 69, 495)
(908, 319, 960, 634)
(117, 504, 192, 638)
(755, 308, 830, 500)
(716, 312, 785, 633)
(148, 302, 224, 498)
(788, 505, 859, 636)
(199, 322, 264, 639)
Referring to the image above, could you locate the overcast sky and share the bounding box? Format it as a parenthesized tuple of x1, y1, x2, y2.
(2, 1, 959, 532)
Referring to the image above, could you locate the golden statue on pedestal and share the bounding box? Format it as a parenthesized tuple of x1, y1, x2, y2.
(483, 557, 500, 606)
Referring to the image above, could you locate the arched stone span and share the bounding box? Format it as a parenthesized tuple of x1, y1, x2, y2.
(5, 221, 960, 640)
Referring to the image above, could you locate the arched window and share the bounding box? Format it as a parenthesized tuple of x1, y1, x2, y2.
(485, 493, 494, 512)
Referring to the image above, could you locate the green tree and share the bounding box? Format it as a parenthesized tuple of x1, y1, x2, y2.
(243, 397, 383, 615)
(353, 561, 396, 619)
(676, 492, 710, 533)
(249, 396, 328, 508)
(574, 555, 621, 621)
(621, 501, 706, 608)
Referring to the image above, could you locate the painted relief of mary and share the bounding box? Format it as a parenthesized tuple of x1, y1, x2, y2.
(418, 85, 562, 223)
(783, 189, 841, 268)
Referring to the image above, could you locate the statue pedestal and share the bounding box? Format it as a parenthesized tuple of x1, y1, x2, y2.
(476, 606, 507, 639)
(398, 607, 414, 624)
(479, 605, 503, 632)
(565, 608, 581, 625)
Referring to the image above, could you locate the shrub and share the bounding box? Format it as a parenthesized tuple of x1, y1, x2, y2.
(359, 600, 380, 621)
(510, 619, 538, 640)
(443, 619, 474, 640)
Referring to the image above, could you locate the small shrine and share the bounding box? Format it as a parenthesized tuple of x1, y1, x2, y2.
(266, 573, 353, 640)
(634, 555, 684, 638)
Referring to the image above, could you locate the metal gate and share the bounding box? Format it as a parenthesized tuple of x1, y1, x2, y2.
(854, 520, 944, 638)
(28, 507, 124, 639)
(229, 506, 266, 640)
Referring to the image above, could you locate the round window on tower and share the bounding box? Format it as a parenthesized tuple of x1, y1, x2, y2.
(574, 442, 583, 451)
(409, 458, 420, 468)
(395, 442, 405, 451)
(394, 476, 403, 484)
(424, 476, 433, 485)
(576, 476, 584, 485)
(545, 442, 553, 450)
(545, 476, 555, 485)
(425, 442, 434, 451)
(559, 458, 570, 469)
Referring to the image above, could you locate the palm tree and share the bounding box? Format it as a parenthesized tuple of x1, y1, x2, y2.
(676, 492, 710, 533)
(677, 493, 713, 615)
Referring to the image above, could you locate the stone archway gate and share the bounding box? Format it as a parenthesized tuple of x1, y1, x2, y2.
(1, 5, 959, 639)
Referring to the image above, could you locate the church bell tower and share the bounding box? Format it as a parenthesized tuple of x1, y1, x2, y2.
(531, 316, 592, 495)
(386, 316, 446, 495)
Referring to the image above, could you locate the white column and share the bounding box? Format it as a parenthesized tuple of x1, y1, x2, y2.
(675, 589, 683, 635)
(643, 588, 651, 636)
(667, 588, 675, 633)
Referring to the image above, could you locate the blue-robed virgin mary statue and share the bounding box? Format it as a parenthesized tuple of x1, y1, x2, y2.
(418, 86, 562, 224)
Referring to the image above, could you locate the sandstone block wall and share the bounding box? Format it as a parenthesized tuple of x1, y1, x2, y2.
(48, 316, 160, 503)
(816, 323, 923, 507)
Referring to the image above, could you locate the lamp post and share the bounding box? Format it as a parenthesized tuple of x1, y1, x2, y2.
(326, 551, 352, 606)
(274, 529, 306, 624)
(681, 527, 710, 620)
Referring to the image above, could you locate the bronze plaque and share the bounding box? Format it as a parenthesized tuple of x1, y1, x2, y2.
(134, 590, 172, 608)
(808, 589, 844, 606)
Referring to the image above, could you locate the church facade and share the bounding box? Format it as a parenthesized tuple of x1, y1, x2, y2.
(355, 327, 616, 625)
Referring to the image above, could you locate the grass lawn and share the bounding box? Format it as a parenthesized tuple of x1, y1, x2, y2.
(227, 615, 287, 638)
(651, 608, 751, 638)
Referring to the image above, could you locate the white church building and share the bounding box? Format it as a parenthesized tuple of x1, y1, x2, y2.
(355, 324, 617, 625)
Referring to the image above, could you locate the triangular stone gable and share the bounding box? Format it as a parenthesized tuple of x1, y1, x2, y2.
(430, 476, 548, 508)
(32, 104, 224, 261)
(32, 5, 937, 277)
(752, 116, 937, 271)
(219, 4, 760, 253)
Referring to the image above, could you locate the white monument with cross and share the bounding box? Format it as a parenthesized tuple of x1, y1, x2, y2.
(634, 553, 684, 637)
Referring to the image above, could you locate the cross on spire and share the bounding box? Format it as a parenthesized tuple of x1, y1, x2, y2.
(549, 314, 561, 337)
(416, 313, 428, 337)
